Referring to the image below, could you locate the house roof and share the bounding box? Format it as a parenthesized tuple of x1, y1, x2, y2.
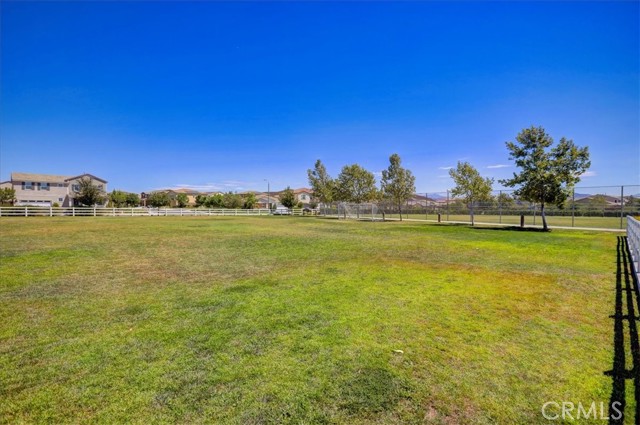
(12, 172, 71, 183)
(65, 173, 108, 183)
(293, 188, 312, 194)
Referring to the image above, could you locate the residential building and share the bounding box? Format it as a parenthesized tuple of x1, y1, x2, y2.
(6, 172, 108, 207)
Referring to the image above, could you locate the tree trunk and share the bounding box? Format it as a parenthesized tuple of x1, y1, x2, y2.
(470, 202, 475, 226)
(541, 202, 548, 231)
(399, 202, 403, 221)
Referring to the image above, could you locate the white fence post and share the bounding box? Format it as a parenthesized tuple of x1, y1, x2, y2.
(25, 207, 28, 217)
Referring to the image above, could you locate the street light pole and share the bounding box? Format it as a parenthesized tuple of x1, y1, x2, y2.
(264, 179, 270, 211)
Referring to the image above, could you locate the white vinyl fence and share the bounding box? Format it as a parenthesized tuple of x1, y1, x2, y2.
(0, 207, 305, 217)
(627, 216, 640, 280)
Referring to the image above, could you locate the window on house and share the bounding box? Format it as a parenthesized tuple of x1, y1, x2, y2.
(72, 184, 80, 192)
(58, 198, 63, 202)
(23, 182, 34, 190)
(41, 183, 50, 191)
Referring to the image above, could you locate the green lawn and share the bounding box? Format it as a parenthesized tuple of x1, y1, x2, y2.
(0, 217, 631, 423)
(381, 213, 628, 229)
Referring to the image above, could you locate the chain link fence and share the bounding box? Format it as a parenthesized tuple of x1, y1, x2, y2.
(363, 185, 640, 230)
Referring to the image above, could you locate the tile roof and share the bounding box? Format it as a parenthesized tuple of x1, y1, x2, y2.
(12, 172, 71, 183)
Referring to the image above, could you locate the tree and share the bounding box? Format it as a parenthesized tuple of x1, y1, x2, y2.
(449, 161, 493, 226)
(279, 187, 296, 209)
(334, 164, 378, 204)
(205, 194, 224, 208)
(195, 194, 207, 208)
(0, 188, 16, 205)
(381, 153, 416, 221)
(243, 193, 257, 209)
(125, 192, 140, 207)
(147, 191, 171, 208)
(307, 160, 334, 209)
(176, 193, 189, 208)
(109, 190, 128, 207)
(222, 192, 243, 209)
(500, 126, 590, 231)
(75, 177, 106, 206)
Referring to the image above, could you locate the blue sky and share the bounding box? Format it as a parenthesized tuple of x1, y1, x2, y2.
(1, 1, 638, 194)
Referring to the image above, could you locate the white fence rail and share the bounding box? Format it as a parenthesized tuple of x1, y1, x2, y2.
(0, 207, 305, 217)
(627, 216, 640, 280)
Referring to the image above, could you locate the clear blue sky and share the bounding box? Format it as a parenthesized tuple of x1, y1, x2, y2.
(1, 1, 638, 194)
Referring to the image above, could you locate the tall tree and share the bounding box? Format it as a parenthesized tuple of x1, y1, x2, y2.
(381, 153, 416, 221)
(75, 177, 106, 206)
(279, 187, 296, 209)
(334, 164, 378, 204)
(307, 160, 334, 209)
(449, 161, 493, 226)
(500, 126, 590, 231)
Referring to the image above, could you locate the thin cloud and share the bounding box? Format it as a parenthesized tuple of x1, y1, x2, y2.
(580, 171, 597, 177)
(487, 164, 510, 169)
(438, 166, 453, 170)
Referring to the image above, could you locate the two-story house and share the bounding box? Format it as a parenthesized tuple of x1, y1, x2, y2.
(6, 172, 108, 207)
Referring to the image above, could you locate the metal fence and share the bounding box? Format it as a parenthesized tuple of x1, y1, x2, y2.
(375, 185, 640, 230)
(628, 217, 640, 279)
(0, 207, 308, 217)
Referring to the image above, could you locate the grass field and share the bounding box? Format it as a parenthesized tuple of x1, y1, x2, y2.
(0, 217, 633, 423)
(380, 213, 628, 229)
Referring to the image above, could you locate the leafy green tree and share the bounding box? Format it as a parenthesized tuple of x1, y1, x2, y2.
(176, 193, 189, 208)
(195, 194, 207, 207)
(500, 126, 590, 231)
(147, 191, 171, 208)
(223, 192, 243, 209)
(243, 193, 258, 209)
(334, 164, 378, 204)
(75, 177, 106, 206)
(109, 190, 128, 207)
(205, 194, 224, 208)
(0, 187, 16, 205)
(381, 153, 416, 221)
(307, 159, 334, 207)
(279, 187, 296, 209)
(125, 192, 140, 207)
(449, 161, 493, 226)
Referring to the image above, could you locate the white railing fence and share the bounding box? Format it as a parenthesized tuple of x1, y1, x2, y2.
(627, 216, 640, 279)
(0, 207, 306, 217)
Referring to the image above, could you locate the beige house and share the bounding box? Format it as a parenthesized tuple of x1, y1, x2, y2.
(6, 172, 108, 207)
(293, 188, 314, 205)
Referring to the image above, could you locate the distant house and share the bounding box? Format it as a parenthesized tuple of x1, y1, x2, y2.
(292, 188, 314, 205)
(5, 172, 108, 207)
(147, 188, 203, 207)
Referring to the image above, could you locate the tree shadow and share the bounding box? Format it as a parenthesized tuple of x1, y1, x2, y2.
(604, 236, 640, 424)
(470, 225, 549, 233)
